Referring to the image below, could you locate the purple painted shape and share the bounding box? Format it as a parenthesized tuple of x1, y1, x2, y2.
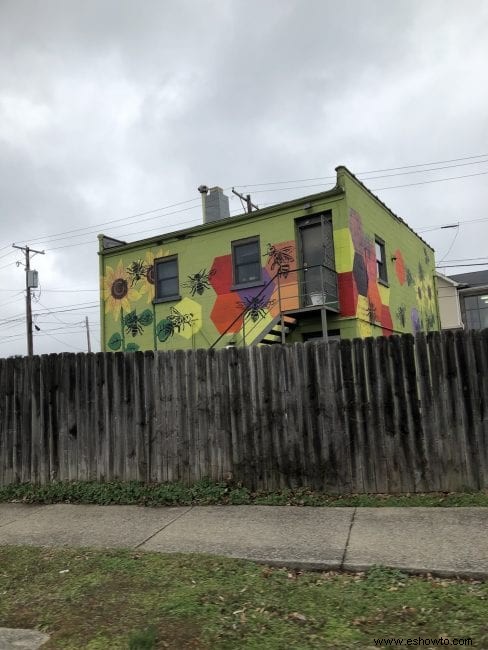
(237, 269, 275, 307)
(411, 307, 421, 333)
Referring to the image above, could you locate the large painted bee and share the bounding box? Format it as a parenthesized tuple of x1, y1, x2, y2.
(366, 300, 377, 324)
(183, 268, 216, 296)
(123, 309, 153, 337)
(238, 295, 276, 323)
(168, 306, 194, 332)
(156, 307, 195, 342)
(123, 310, 144, 337)
(265, 243, 294, 278)
(126, 259, 150, 286)
(396, 304, 406, 327)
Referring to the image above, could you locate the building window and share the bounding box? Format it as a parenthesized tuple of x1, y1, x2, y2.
(155, 256, 179, 301)
(375, 237, 388, 284)
(463, 294, 488, 330)
(232, 237, 262, 286)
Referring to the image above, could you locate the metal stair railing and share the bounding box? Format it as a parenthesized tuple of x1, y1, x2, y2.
(209, 263, 338, 349)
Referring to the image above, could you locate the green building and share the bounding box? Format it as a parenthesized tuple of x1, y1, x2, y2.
(98, 166, 440, 352)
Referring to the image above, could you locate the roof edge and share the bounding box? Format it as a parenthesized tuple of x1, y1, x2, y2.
(335, 165, 435, 253)
(99, 182, 345, 254)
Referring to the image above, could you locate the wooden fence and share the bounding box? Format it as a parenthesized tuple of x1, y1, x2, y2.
(1, 330, 487, 493)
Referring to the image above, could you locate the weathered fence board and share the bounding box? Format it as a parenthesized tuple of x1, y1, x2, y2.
(1, 331, 487, 493)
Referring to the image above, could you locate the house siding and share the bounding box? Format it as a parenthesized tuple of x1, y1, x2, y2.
(99, 168, 440, 351)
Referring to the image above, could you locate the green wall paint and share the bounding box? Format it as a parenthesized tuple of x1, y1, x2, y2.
(99, 168, 440, 351)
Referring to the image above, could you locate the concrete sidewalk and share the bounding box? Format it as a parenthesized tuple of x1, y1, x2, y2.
(0, 503, 487, 579)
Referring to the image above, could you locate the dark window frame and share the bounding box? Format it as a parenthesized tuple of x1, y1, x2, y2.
(375, 236, 388, 285)
(231, 236, 263, 289)
(461, 291, 488, 330)
(153, 254, 181, 303)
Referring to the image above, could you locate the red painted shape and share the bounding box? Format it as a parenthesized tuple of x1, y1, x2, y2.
(381, 305, 394, 336)
(210, 292, 244, 334)
(338, 271, 358, 317)
(209, 255, 233, 295)
(364, 240, 377, 282)
(394, 249, 406, 285)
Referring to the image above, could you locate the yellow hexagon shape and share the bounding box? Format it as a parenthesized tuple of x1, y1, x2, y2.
(173, 297, 202, 339)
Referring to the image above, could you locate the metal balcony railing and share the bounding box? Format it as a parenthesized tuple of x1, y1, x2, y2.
(209, 263, 338, 348)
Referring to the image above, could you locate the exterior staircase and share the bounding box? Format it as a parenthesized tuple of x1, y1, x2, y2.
(254, 314, 298, 346)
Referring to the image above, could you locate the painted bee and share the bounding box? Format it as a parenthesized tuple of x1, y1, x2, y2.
(183, 268, 216, 296)
(126, 259, 149, 286)
(366, 300, 377, 324)
(396, 304, 406, 327)
(123, 310, 144, 337)
(168, 306, 195, 332)
(123, 309, 153, 338)
(265, 243, 294, 278)
(156, 307, 195, 343)
(238, 295, 276, 323)
(425, 312, 436, 330)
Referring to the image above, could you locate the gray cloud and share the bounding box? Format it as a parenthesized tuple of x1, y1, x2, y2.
(0, 0, 487, 354)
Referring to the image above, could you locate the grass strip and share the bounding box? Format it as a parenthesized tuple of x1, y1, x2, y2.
(0, 478, 487, 507)
(0, 546, 486, 649)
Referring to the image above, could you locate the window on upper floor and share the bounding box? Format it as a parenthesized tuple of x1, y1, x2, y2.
(155, 255, 180, 302)
(232, 237, 262, 287)
(375, 237, 388, 284)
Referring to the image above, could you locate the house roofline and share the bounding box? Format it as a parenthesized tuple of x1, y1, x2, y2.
(98, 165, 434, 256)
(98, 182, 345, 255)
(436, 271, 465, 287)
(335, 165, 435, 253)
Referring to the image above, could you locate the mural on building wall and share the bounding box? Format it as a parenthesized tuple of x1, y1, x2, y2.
(208, 241, 298, 338)
(156, 306, 195, 342)
(334, 209, 438, 337)
(265, 243, 295, 278)
(239, 295, 276, 323)
(100, 210, 438, 350)
(183, 268, 216, 296)
(102, 239, 298, 350)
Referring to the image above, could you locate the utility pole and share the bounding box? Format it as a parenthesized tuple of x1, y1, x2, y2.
(12, 244, 45, 356)
(85, 316, 92, 353)
(231, 188, 258, 213)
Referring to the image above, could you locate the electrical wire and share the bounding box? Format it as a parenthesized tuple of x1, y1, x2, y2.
(3, 151, 487, 253)
(418, 216, 488, 232)
(438, 227, 460, 263)
(372, 170, 488, 191)
(34, 330, 86, 352)
(15, 200, 201, 247)
(436, 262, 488, 268)
(232, 152, 488, 188)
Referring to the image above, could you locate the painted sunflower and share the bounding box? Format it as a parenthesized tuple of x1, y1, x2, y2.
(103, 260, 140, 317)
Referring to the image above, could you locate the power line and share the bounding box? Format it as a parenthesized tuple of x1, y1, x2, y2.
(0, 261, 18, 271)
(5, 151, 486, 251)
(35, 330, 86, 352)
(418, 216, 488, 232)
(0, 288, 96, 292)
(436, 262, 488, 268)
(19, 198, 200, 242)
(372, 170, 488, 191)
(2, 152, 487, 259)
(233, 152, 488, 189)
(439, 256, 488, 263)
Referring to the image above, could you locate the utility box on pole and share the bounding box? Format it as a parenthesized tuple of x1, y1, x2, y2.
(26, 270, 38, 288)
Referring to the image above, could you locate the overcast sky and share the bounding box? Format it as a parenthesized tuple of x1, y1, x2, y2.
(1, 0, 487, 356)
